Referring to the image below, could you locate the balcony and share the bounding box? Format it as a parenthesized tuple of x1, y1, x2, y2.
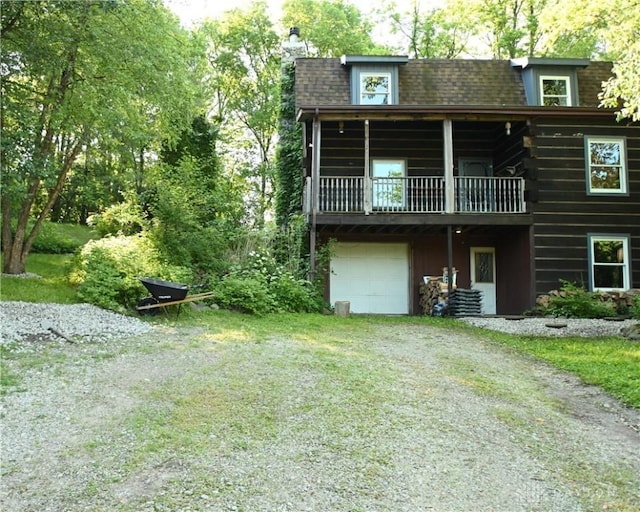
(311, 176, 526, 214)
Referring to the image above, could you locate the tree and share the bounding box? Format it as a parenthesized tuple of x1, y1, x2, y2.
(198, 1, 281, 227)
(385, 0, 473, 58)
(467, 0, 547, 58)
(0, 0, 199, 274)
(541, 0, 640, 121)
(281, 0, 383, 57)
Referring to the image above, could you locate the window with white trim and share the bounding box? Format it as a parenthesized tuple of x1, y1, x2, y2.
(359, 72, 391, 105)
(585, 137, 628, 194)
(540, 75, 571, 106)
(588, 235, 631, 291)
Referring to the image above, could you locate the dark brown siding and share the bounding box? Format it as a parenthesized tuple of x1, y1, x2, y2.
(319, 120, 528, 178)
(529, 116, 640, 294)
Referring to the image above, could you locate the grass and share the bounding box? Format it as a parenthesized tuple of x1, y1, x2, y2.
(1, 253, 79, 303)
(479, 328, 640, 408)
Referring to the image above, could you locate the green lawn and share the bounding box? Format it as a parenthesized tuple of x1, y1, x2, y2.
(479, 328, 640, 408)
(1, 253, 80, 304)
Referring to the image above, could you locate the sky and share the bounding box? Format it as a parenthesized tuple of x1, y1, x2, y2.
(164, 0, 436, 29)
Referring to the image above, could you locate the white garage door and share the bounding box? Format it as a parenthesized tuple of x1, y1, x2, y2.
(330, 242, 409, 314)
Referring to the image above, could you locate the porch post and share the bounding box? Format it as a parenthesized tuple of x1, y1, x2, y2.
(309, 117, 321, 279)
(443, 119, 454, 213)
(364, 119, 371, 214)
(447, 225, 454, 300)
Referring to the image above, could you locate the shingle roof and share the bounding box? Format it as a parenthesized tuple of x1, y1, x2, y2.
(294, 58, 614, 110)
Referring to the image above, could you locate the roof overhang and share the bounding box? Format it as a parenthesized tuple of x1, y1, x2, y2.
(510, 57, 591, 69)
(296, 105, 617, 122)
(340, 55, 409, 66)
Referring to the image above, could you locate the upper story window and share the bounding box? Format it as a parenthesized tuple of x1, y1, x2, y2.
(510, 58, 589, 107)
(360, 72, 391, 105)
(540, 75, 571, 106)
(341, 55, 408, 106)
(585, 136, 628, 195)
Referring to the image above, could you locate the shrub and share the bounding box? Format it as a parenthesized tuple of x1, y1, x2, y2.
(632, 295, 640, 320)
(214, 275, 275, 315)
(212, 248, 325, 314)
(71, 234, 191, 312)
(270, 273, 324, 313)
(31, 222, 79, 254)
(87, 198, 146, 237)
(543, 281, 616, 319)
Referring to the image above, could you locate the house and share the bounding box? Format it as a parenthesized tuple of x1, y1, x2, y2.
(292, 54, 639, 315)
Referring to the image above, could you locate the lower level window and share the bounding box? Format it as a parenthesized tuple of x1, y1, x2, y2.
(588, 235, 630, 291)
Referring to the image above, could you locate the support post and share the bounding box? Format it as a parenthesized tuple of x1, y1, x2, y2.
(309, 117, 321, 279)
(364, 119, 371, 214)
(443, 119, 454, 213)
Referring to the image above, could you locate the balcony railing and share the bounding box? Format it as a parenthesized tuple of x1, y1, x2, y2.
(316, 176, 525, 214)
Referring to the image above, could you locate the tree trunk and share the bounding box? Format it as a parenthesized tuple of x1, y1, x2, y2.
(2, 136, 85, 275)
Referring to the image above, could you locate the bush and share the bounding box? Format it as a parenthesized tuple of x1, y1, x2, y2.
(214, 275, 275, 315)
(543, 281, 616, 319)
(632, 295, 640, 320)
(212, 248, 325, 314)
(71, 234, 192, 312)
(31, 222, 79, 254)
(87, 198, 147, 237)
(270, 273, 324, 313)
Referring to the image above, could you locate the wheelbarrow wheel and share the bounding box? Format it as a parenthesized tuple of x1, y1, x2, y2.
(137, 297, 159, 316)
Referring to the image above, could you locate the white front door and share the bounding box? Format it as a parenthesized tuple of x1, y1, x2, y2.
(470, 247, 496, 315)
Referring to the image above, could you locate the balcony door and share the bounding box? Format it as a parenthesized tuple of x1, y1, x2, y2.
(471, 247, 496, 314)
(372, 159, 405, 209)
(459, 158, 494, 212)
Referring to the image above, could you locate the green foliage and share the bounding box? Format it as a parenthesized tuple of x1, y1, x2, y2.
(214, 275, 276, 315)
(485, 329, 640, 407)
(275, 63, 304, 226)
(29, 223, 80, 254)
(197, 3, 281, 226)
(214, 247, 324, 314)
(71, 234, 192, 312)
(0, 0, 200, 273)
(541, 281, 617, 318)
(282, 0, 384, 56)
(87, 198, 147, 237)
(6, 221, 97, 255)
(631, 295, 640, 320)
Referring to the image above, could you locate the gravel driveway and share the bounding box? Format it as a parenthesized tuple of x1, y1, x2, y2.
(1, 307, 639, 511)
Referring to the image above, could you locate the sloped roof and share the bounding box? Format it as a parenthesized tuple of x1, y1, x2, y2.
(294, 58, 614, 110)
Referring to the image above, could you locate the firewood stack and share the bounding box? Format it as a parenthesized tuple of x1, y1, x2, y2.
(419, 278, 445, 315)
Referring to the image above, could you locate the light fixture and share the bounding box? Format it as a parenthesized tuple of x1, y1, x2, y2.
(505, 121, 511, 136)
(455, 227, 462, 234)
(338, 121, 344, 134)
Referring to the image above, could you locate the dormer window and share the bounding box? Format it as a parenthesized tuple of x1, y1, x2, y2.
(510, 57, 589, 107)
(341, 55, 408, 106)
(360, 72, 391, 105)
(540, 75, 571, 106)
